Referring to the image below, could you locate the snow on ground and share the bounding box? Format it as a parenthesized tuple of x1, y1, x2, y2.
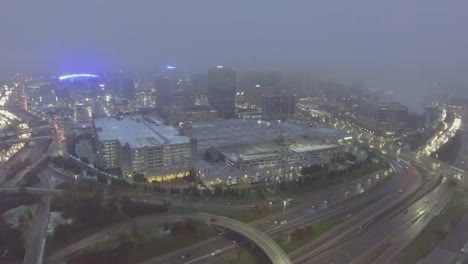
(2, 204, 37, 228)
(47, 211, 73, 236)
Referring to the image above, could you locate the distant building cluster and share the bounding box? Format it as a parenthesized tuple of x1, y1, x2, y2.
(19, 64, 422, 185)
(91, 115, 351, 183)
(356, 100, 408, 136)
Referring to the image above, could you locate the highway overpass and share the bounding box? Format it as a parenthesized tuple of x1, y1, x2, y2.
(47, 212, 292, 264)
(198, 213, 292, 264)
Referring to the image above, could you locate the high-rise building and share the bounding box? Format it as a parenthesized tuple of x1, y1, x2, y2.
(207, 66, 236, 118)
(119, 78, 136, 100)
(155, 76, 171, 109)
(356, 100, 408, 136)
(170, 105, 218, 126)
(170, 89, 195, 108)
(104, 73, 136, 100)
(262, 95, 296, 121)
(238, 72, 283, 106)
(190, 74, 208, 96)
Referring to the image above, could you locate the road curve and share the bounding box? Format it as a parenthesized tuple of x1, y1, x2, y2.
(197, 213, 291, 264)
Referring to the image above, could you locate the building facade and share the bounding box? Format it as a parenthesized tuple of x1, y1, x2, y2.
(155, 76, 171, 109)
(262, 95, 296, 121)
(220, 143, 341, 169)
(170, 105, 218, 126)
(207, 66, 236, 118)
(356, 100, 408, 136)
(93, 116, 193, 181)
(104, 73, 136, 100)
(190, 73, 208, 97)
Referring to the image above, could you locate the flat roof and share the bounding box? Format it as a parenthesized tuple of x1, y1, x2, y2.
(311, 127, 350, 139)
(219, 138, 338, 162)
(94, 116, 189, 148)
(289, 144, 338, 153)
(189, 119, 346, 150)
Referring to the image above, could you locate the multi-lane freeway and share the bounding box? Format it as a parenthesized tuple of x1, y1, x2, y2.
(128, 158, 418, 264)
(43, 162, 396, 264)
(22, 171, 51, 264)
(305, 180, 454, 264)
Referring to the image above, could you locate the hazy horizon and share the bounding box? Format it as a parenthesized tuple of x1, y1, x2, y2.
(2, 0, 468, 107)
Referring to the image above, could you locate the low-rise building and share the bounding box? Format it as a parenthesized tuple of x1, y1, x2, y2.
(187, 119, 348, 174)
(219, 141, 341, 169)
(93, 115, 193, 181)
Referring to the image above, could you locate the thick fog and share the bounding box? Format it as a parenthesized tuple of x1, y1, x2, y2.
(1, 0, 467, 109)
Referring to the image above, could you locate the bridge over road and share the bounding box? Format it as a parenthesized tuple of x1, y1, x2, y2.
(198, 213, 292, 264)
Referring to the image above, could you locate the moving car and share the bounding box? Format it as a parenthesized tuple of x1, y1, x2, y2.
(211, 249, 222, 256)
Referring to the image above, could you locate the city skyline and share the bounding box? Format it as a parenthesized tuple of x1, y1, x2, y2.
(2, 2, 468, 264)
(2, 1, 468, 97)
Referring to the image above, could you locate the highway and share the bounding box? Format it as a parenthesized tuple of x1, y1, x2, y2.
(46, 214, 199, 263)
(22, 171, 51, 264)
(47, 212, 293, 264)
(325, 116, 467, 187)
(303, 180, 455, 264)
(198, 213, 292, 264)
(288, 158, 419, 263)
(0, 185, 266, 210)
(287, 107, 463, 263)
(0, 108, 54, 188)
(44, 164, 394, 264)
(1, 139, 51, 188)
(453, 109, 468, 170)
(133, 158, 415, 264)
(0, 90, 455, 264)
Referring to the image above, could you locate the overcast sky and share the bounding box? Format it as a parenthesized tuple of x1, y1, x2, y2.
(1, 0, 468, 96)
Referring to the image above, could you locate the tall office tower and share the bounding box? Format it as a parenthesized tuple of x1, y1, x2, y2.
(190, 74, 208, 96)
(105, 73, 136, 100)
(155, 76, 171, 109)
(356, 100, 408, 136)
(262, 95, 296, 121)
(114, 78, 135, 100)
(207, 66, 236, 118)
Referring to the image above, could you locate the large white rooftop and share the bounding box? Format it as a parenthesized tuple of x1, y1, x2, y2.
(188, 119, 347, 151)
(94, 116, 189, 148)
(289, 144, 338, 153)
(219, 138, 339, 162)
